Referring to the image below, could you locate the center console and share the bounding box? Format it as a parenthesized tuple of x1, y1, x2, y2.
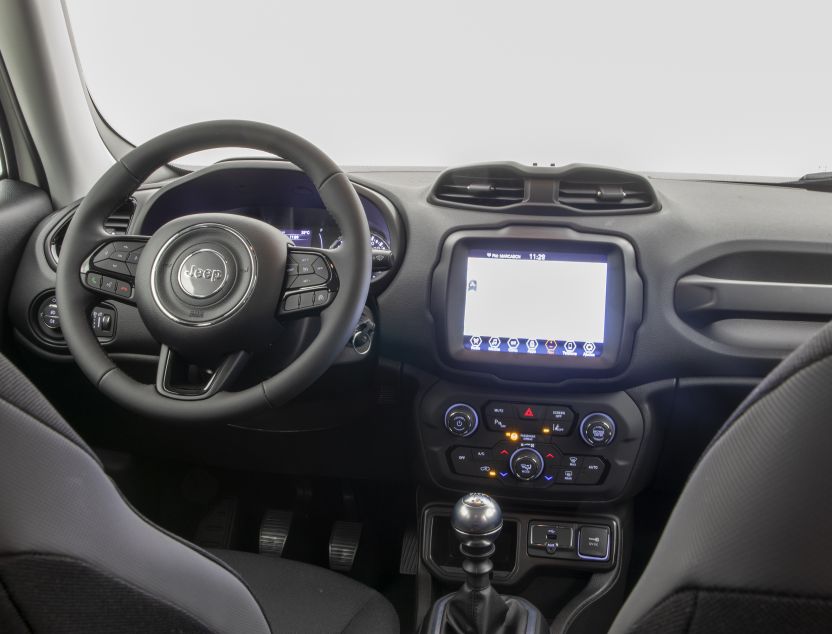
(421, 226, 646, 502)
(415, 226, 649, 630)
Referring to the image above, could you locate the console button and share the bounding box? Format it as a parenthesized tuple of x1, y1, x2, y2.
(515, 404, 542, 420)
(444, 404, 478, 438)
(578, 526, 610, 561)
(556, 468, 578, 484)
(578, 457, 606, 484)
(472, 448, 492, 460)
(579, 413, 616, 447)
(485, 402, 512, 417)
(544, 406, 576, 435)
(485, 414, 514, 431)
(563, 455, 584, 470)
(450, 448, 472, 470)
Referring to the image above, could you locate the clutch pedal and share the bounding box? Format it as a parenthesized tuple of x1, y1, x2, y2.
(329, 521, 362, 572)
(259, 509, 293, 557)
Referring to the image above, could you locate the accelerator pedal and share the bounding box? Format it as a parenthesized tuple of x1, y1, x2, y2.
(259, 509, 293, 558)
(399, 528, 419, 575)
(329, 521, 363, 572)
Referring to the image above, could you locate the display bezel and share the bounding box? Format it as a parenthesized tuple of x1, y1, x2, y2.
(433, 227, 642, 377)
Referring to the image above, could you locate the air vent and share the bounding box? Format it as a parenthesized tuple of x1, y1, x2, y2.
(557, 176, 655, 212)
(432, 168, 525, 208)
(103, 197, 138, 235)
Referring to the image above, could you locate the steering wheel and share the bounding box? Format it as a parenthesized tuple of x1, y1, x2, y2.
(56, 121, 371, 423)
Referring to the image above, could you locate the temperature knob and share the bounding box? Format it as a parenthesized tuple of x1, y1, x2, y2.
(444, 404, 479, 437)
(509, 448, 544, 481)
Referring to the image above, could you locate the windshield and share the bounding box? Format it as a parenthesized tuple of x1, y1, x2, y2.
(65, 0, 831, 177)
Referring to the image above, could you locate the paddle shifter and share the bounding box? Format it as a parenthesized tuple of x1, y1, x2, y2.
(421, 493, 547, 634)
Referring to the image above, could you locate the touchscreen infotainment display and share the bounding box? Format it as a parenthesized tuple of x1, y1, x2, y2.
(462, 249, 608, 358)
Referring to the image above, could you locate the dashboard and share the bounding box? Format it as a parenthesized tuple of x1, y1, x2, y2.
(8, 158, 832, 509)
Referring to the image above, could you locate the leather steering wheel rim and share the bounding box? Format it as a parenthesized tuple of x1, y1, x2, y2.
(56, 120, 371, 424)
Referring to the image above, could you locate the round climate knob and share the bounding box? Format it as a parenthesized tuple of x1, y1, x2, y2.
(444, 403, 478, 437)
(509, 447, 544, 481)
(580, 413, 616, 447)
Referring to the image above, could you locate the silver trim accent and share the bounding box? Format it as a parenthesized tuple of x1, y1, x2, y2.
(149, 223, 257, 327)
(177, 248, 229, 298)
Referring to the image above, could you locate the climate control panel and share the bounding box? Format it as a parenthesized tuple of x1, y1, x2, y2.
(417, 383, 647, 501)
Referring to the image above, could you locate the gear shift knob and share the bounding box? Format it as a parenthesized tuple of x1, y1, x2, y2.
(451, 492, 502, 552)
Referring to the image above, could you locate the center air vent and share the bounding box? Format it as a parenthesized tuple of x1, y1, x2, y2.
(557, 173, 655, 212)
(432, 168, 525, 208)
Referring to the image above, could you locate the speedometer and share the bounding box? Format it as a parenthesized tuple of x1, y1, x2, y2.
(329, 231, 390, 251)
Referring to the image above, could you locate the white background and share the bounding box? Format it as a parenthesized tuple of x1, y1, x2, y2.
(65, 0, 832, 176)
(463, 257, 608, 343)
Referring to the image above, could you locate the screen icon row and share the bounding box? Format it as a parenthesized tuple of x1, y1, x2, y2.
(467, 336, 599, 356)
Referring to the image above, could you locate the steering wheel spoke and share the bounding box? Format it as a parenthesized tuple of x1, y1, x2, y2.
(278, 246, 340, 317)
(156, 344, 249, 400)
(80, 236, 149, 304)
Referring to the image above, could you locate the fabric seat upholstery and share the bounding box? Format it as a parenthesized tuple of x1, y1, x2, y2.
(0, 353, 398, 634)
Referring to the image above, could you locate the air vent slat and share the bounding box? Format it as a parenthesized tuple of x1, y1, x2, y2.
(558, 178, 655, 211)
(432, 168, 525, 208)
(102, 198, 138, 235)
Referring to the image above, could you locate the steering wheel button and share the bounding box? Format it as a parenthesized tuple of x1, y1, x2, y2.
(115, 281, 132, 297)
(99, 260, 130, 275)
(93, 245, 114, 262)
(86, 272, 103, 288)
(127, 251, 141, 264)
(286, 262, 298, 275)
(299, 292, 314, 308)
(298, 263, 315, 275)
(110, 250, 128, 262)
(313, 290, 329, 305)
(283, 294, 301, 311)
(291, 253, 316, 266)
(313, 259, 327, 276)
(101, 277, 117, 293)
(290, 274, 326, 289)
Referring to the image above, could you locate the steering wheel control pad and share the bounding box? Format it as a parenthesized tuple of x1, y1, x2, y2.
(134, 213, 288, 363)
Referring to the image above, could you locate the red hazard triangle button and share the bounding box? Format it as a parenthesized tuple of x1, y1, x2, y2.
(516, 404, 540, 420)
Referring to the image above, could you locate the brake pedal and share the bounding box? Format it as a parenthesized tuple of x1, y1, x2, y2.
(194, 498, 237, 549)
(259, 510, 293, 557)
(329, 521, 362, 572)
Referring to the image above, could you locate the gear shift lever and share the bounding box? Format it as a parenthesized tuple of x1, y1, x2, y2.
(451, 493, 503, 595)
(419, 493, 547, 634)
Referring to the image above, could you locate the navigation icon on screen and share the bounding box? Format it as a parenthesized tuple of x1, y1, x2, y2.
(468, 280, 478, 292)
(526, 338, 539, 352)
(545, 339, 557, 353)
(507, 338, 519, 350)
(564, 340, 577, 353)
(488, 337, 501, 349)
(469, 336, 482, 349)
(583, 341, 596, 355)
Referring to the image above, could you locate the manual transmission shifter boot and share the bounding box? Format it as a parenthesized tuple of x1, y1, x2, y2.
(420, 493, 548, 634)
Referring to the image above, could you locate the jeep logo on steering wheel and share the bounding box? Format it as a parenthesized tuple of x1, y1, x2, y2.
(177, 249, 229, 299)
